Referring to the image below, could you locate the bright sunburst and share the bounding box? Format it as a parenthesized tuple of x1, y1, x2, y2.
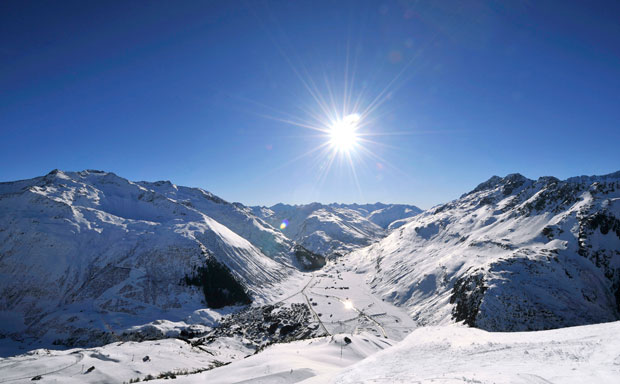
(226, 20, 428, 199)
(329, 113, 360, 153)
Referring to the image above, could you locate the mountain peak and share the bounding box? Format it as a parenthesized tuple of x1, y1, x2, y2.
(465, 173, 530, 197)
(503, 173, 527, 182)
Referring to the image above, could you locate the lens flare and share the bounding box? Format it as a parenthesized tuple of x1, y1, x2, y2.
(280, 219, 289, 230)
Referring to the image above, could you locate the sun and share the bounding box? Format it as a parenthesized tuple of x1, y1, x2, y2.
(329, 113, 360, 153)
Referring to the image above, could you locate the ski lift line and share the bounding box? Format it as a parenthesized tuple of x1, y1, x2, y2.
(313, 291, 388, 338)
(310, 297, 385, 336)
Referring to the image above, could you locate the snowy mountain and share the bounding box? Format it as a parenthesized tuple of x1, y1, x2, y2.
(0, 170, 318, 349)
(349, 171, 620, 331)
(2, 169, 620, 383)
(251, 202, 422, 257)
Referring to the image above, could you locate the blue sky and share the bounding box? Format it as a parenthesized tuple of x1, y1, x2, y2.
(1, 0, 619, 208)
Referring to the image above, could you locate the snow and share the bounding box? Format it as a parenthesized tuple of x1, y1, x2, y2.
(0, 170, 302, 354)
(330, 321, 620, 384)
(3, 321, 619, 383)
(0, 257, 414, 383)
(291, 262, 416, 340)
(0, 337, 252, 383)
(137, 181, 296, 266)
(151, 333, 395, 384)
(366, 204, 423, 229)
(347, 172, 620, 331)
(1, 169, 619, 383)
(252, 202, 421, 257)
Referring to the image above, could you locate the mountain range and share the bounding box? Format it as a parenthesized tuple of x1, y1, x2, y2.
(0, 170, 419, 349)
(251, 202, 421, 257)
(1, 169, 619, 383)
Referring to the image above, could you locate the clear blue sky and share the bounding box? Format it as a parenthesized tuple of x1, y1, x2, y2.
(2, 0, 619, 209)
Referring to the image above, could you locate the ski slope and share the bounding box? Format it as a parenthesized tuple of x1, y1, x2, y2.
(329, 321, 620, 384)
(3, 320, 619, 383)
(0, 337, 251, 383)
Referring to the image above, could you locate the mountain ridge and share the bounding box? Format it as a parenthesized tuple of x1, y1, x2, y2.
(2, 168, 619, 359)
(251, 202, 422, 256)
(348, 169, 620, 331)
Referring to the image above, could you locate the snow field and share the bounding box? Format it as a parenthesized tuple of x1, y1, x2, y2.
(330, 321, 620, 383)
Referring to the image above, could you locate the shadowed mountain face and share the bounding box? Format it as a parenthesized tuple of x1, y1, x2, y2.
(251, 202, 422, 257)
(350, 171, 620, 331)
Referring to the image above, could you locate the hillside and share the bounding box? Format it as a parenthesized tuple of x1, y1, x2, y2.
(328, 320, 620, 383)
(348, 172, 620, 331)
(0, 170, 311, 350)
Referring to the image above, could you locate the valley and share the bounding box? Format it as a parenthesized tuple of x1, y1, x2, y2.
(1, 169, 619, 383)
(0, 260, 416, 383)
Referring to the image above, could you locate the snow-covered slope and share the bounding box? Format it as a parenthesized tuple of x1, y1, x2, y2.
(0, 170, 306, 350)
(5, 320, 618, 383)
(156, 333, 396, 384)
(252, 202, 421, 257)
(349, 172, 620, 331)
(135, 181, 295, 266)
(329, 321, 620, 384)
(0, 337, 252, 384)
(0, 256, 416, 381)
(0, 333, 394, 384)
(365, 204, 422, 229)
